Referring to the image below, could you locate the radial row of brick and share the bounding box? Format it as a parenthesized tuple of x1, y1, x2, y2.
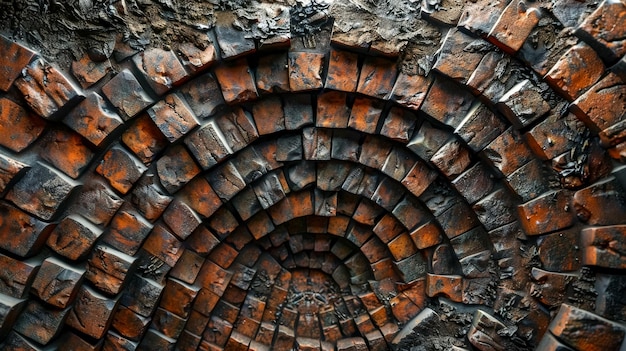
(0, 0, 625, 349)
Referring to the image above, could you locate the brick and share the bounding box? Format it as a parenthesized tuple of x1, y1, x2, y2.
(505, 158, 552, 202)
(458, 0, 507, 36)
(574, 177, 626, 225)
(86, 244, 136, 295)
(425, 273, 462, 302)
(13, 300, 70, 345)
(419, 180, 459, 216)
(389, 72, 432, 110)
(30, 256, 84, 308)
(0, 153, 28, 194)
(431, 244, 458, 275)
(538, 228, 581, 271)
(380, 107, 418, 143)
(67, 286, 118, 339)
(147, 93, 199, 143)
(341, 98, 380, 136)
(184, 123, 231, 171)
(530, 268, 583, 309)
(434, 28, 490, 84)
(0, 35, 36, 91)
(178, 41, 217, 73)
(158, 278, 199, 319)
(102, 209, 152, 256)
(317, 91, 350, 128)
(196, 259, 233, 297)
(178, 73, 226, 119)
(325, 49, 359, 92)
(15, 58, 83, 119)
(466, 52, 522, 104)
(216, 107, 259, 153)
(256, 53, 290, 94)
(409, 221, 443, 250)
(581, 225, 626, 269)
(357, 57, 397, 99)
(545, 42, 605, 101)
(214, 12, 256, 59)
(519, 17, 576, 76)
(303, 127, 332, 161)
(97, 145, 147, 195)
(576, 0, 626, 63)
(392, 195, 427, 230)
(400, 160, 437, 199)
(473, 188, 519, 230)
(451, 163, 496, 205)
(7, 162, 77, 220)
(102, 69, 153, 120)
(156, 145, 200, 194)
(549, 303, 625, 351)
(214, 59, 258, 104)
(0, 97, 46, 152)
(133, 48, 188, 95)
(131, 174, 173, 222)
(207, 161, 246, 202)
(72, 178, 123, 226)
(437, 200, 481, 238)
(284, 94, 314, 130)
(0, 253, 39, 299)
(112, 305, 150, 341)
(487, 0, 542, 54)
(150, 308, 186, 340)
(381, 146, 417, 183)
(178, 177, 222, 219)
(329, 130, 360, 162)
(207, 207, 239, 241)
(420, 76, 475, 128)
(526, 111, 587, 160)
(389, 291, 421, 324)
(38, 127, 94, 179)
(497, 79, 551, 128)
(71, 53, 112, 89)
(64, 92, 124, 147)
(120, 275, 163, 317)
(467, 310, 507, 350)
(482, 127, 533, 176)
(288, 51, 324, 91)
(517, 190, 576, 235)
(430, 138, 471, 179)
(143, 224, 184, 267)
(571, 73, 626, 133)
(252, 96, 285, 135)
(121, 114, 168, 164)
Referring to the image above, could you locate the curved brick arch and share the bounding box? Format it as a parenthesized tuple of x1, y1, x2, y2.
(1, 0, 626, 350)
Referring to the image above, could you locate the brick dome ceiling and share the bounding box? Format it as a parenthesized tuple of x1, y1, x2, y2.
(0, 0, 625, 350)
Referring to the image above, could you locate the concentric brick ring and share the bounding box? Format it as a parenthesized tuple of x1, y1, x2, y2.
(1, 0, 626, 350)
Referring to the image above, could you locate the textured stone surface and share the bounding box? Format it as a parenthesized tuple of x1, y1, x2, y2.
(0, 4, 623, 351)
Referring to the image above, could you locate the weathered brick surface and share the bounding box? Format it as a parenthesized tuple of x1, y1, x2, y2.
(64, 92, 124, 147)
(133, 48, 189, 95)
(31, 256, 84, 308)
(15, 58, 83, 119)
(71, 53, 112, 89)
(289, 52, 325, 91)
(97, 145, 147, 195)
(147, 93, 199, 143)
(0, 35, 36, 91)
(576, 0, 626, 63)
(37, 127, 94, 179)
(0, 97, 46, 152)
(1, 12, 625, 351)
(102, 69, 154, 120)
(6, 162, 77, 220)
(487, 0, 542, 54)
